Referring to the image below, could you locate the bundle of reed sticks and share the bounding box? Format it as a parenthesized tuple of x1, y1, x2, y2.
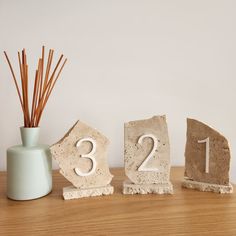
(4, 46, 67, 127)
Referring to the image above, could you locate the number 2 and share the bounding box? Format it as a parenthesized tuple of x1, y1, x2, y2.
(198, 137, 210, 173)
(138, 134, 159, 172)
(74, 137, 97, 177)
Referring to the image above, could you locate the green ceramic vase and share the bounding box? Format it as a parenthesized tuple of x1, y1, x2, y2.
(7, 127, 52, 200)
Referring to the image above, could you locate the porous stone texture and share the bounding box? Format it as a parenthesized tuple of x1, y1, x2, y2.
(182, 178, 233, 194)
(124, 115, 171, 185)
(50, 120, 113, 189)
(123, 180, 173, 195)
(185, 118, 231, 185)
(63, 184, 114, 200)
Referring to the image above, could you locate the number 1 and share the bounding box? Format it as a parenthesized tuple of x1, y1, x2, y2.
(198, 137, 210, 173)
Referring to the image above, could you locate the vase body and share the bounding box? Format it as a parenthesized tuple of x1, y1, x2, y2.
(7, 127, 52, 200)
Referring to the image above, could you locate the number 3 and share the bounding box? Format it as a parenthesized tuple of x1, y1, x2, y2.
(138, 134, 159, 172)
(74, 137, 97, 177)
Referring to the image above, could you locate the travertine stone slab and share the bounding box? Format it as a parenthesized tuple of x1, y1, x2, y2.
(182, 178, 233, 194)
(50, 120, 113, 189)
(124, 115, 171, 185)
(123, 180, 173, 195)
(63, 184, 114, 200)
(184, 118, 231, 185)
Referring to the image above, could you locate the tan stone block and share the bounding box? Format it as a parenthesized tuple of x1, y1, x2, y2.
(123, 180, 173, 195)
(50, 120, 113, 189)
(182, 178, 233, 194)
(124, 115, 171, 185)
(184, 118, 231, 186)
(63, 185, 114, 200)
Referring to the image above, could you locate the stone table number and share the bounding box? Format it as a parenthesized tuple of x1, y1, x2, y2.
(123, 115, 173, 194)
(182, 118, 233, 194)
(50, 120, 114, 200)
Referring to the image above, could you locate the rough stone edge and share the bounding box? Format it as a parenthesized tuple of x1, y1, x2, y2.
(182, 178, 233, 194)
(187, 118, 229, 141)
(50, 119, 109, 150)
(123, 180, 173, 195)
(124, 115, 166, 128)
(63, 184, 114, 200)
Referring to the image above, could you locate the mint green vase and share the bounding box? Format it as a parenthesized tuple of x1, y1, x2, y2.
(7, 127, 52, 200)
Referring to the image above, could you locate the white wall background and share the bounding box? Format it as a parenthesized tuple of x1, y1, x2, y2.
(0, 0, 236, 182)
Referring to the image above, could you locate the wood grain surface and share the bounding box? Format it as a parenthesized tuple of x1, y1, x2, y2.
(0, 167, 236, 236)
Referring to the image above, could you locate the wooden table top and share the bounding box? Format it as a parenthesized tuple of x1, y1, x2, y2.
(1, 167, 236, 236)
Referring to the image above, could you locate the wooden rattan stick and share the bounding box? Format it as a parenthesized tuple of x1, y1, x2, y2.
(39, 46, 45, 101)
(4, 47, 66, 127)
(36, 58, 67, 126)
(3, 51, 24, 112)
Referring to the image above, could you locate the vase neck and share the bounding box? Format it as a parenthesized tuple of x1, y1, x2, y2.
(20, 127, 40, 147)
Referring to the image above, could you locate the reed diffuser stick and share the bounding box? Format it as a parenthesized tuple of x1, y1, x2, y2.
(4, 47, 67, 127)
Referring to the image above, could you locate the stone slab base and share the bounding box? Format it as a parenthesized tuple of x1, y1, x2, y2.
(123, 180, 173, 195)
(182, 178, 233, 194)
(63, 184, 114, 200)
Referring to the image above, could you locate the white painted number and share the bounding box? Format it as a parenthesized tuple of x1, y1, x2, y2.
(138, 134, 159, 172)
(74, 137, 97, 177)
(198, 137, 210, 173)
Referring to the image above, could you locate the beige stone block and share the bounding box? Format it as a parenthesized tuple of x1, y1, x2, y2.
(123, 180, 173, 195)
(184, 118, 232, 185)
(63, 185, 114, 200)
(182, 178, 233, 194)
(124, 115, 171, 185)
(50, 120, 113, 189)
